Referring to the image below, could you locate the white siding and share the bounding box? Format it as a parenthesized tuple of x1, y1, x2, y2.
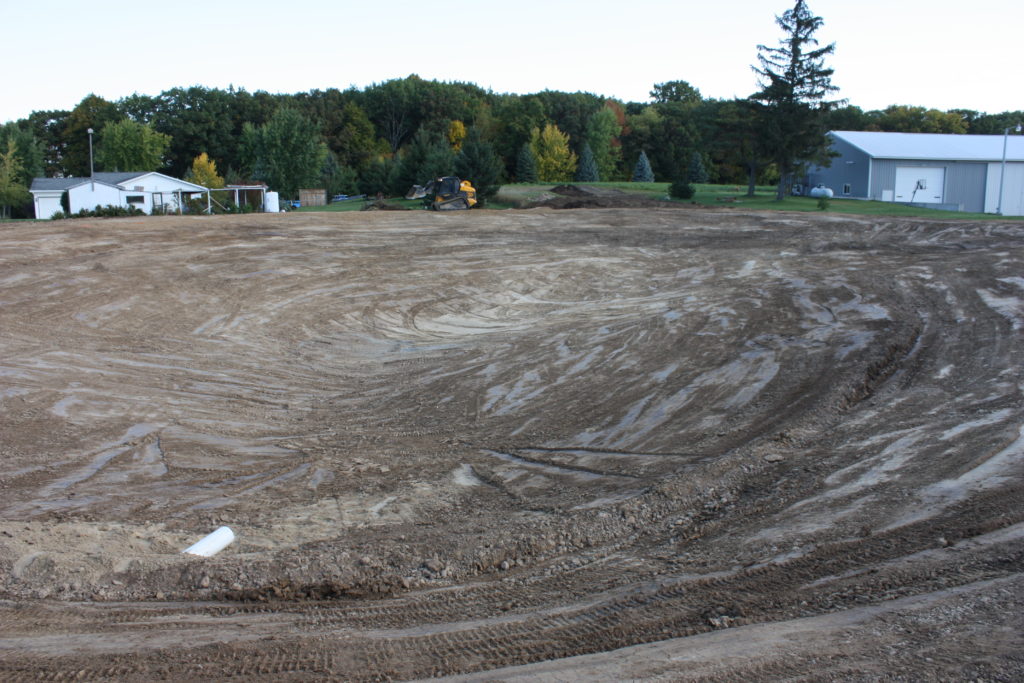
(985, 162, 1024, 216)
(68, 183, 123, 214)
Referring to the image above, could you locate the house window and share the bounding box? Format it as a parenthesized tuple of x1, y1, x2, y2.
(842, 183, 852, 196)
(126, 195, 145, 205)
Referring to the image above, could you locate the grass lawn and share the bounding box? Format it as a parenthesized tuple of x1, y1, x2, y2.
(290, 182, 1020, 220)
(496, 182, 1022, 220)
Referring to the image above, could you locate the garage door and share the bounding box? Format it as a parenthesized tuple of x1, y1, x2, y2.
(894, 167, 945, 203)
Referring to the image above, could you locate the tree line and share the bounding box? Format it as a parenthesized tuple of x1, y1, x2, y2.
(2, 5, 1021, 217)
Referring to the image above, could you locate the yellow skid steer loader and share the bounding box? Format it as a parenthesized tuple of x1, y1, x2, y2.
(406, 176, 477, 210)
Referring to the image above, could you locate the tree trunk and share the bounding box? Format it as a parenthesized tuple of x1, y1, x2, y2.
(775, 165, 789, 201)
(746, 162, 757, 197)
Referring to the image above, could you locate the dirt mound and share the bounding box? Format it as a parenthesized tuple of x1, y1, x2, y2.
(361, 199, 409, 211)
(531, 193, 687, 210)
(528, 184, 693, 209)
(550, 184, 597, 197)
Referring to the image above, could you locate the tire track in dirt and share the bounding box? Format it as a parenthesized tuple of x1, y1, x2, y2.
(0, 210, 1021, 679)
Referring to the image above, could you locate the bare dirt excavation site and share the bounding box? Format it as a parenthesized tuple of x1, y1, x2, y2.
(0, 205, 1022, 680)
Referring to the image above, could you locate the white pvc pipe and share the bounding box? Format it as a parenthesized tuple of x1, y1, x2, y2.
(182, 526, 235, 557)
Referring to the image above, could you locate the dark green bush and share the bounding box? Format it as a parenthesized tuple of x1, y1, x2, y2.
(669, 178, 695, 199)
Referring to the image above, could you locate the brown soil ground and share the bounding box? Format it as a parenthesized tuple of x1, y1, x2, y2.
(0, 208, 1022, 681)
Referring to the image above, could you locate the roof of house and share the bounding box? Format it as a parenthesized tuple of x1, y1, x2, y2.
(30, 171, 208, 194)
(832, 131, 1024, 162)
(30, 177, 120, 192)
(94, 171, 150, 185)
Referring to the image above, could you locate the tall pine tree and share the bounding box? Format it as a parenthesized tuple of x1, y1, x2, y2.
(752, 0, 841, 200)
(516, 142, 538, 183)
(454, 127, 503, 203)
(632, 150, 654, 182)
(575, 143, 600, 182)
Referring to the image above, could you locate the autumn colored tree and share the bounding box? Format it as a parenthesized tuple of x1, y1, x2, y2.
(530, 124, 577, 182)
(447, 120, 467, 151)
(188, 152, 225, 189)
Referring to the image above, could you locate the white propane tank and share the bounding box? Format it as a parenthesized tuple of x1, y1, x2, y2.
(264, 191, 280, 213)
(182, 526, 235, 557)
(809, 185, 834, 199)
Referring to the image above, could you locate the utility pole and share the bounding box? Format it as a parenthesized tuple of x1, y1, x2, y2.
(997, 122, 1022, 216)
(87, 128, 95, 190)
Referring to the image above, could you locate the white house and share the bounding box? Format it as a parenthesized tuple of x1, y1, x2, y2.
(804, 131, 1024, 216)
(30, 171, 209, 219)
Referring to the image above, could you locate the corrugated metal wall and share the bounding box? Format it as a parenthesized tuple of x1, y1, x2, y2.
(945, 163, 987, 212)
(870, 160, 987, 212)
(806, 137, 871, 196)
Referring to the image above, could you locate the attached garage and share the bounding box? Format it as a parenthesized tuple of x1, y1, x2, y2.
(806, 131, 1024, 216)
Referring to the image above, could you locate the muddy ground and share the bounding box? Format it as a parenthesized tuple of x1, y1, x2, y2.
(0, 207, 1021, 681)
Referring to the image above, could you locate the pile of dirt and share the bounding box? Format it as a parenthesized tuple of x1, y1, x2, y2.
(530, 193, 688, 210)
(361, 199, 409, 211)
(550, 184, 597, 197)
(530, 184, 689, 210)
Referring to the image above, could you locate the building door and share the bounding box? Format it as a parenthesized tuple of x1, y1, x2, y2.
(894, 167, 945, 203)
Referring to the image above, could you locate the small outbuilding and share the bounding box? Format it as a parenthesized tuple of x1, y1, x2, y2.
(804, 131, 1024, 216)
(30, 171, 208, 219)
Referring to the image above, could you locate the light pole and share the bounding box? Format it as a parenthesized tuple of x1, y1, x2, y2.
(997, 122, 1022, 216)
(87, 127, 95, 190)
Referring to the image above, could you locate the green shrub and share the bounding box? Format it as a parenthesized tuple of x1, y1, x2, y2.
(816, 196, 830, 211)
(669, 178, 695, 199)
(67, 204, 145, 219)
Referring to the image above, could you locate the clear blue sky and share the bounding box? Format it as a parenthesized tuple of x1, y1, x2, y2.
(1, 0, 1020, 123)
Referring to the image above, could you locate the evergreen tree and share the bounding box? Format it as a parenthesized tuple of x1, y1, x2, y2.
(752, 0, 841, 200)
(632, 150, 654, 182)
(669, 171, 695, 199)
(575, 143, 600, 182)
(319, 150, 359, 197)
(516, 142, 538, 183)
(358, 157, 395, 197)
(393, 128, 454, 194)
(454, 127, 503, 203)
(687, 151, 709, 183)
